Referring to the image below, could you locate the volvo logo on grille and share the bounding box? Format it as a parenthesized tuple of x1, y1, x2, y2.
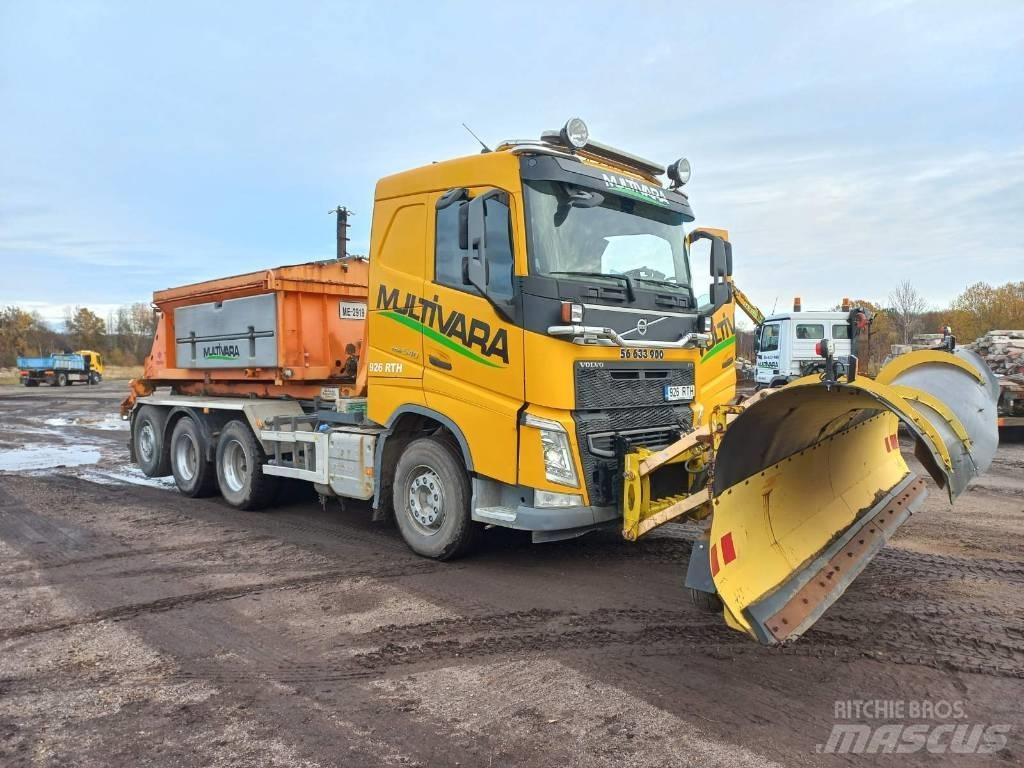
(636, 318, 648, 336)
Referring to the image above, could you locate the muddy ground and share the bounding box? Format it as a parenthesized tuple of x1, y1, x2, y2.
(0, 381, 1021, 767)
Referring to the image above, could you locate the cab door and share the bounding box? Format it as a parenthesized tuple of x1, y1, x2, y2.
(365, 199, 428, 426)
(758, 322, 782, 383)
(422, 188, 524, 485)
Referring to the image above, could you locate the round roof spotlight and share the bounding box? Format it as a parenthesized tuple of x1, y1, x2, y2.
(561, 118, 589, 149)
(667, 157, 691, 187)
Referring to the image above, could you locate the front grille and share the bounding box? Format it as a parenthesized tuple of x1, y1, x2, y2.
(587, 425, 680, 458)
(572, 361, 696, 506)
(575, 362, 695, 409)
(574, 405, 693, 506)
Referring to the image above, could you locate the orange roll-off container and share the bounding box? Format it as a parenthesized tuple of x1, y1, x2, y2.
(125, 258, 370, 409)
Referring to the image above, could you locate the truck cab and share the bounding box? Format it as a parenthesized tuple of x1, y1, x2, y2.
(364, 120, 737, 548)
(754, 310, 852, 387)
(78, 350, 104, 381)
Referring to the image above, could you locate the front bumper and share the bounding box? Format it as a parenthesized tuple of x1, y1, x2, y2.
(471, 476, 619, 542)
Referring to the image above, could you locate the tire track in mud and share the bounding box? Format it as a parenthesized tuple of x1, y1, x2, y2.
(874, 547, 1024, 582)
(19, 472, 412, 559)
(0, 535, 273, 577)
(550, 531, 1024, 584)
(0, 559, 448, 642)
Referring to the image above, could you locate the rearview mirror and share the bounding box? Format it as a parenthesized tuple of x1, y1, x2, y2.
(708, 282, 732, 310)
(688, 229, 734, 314)
(466, 193, 492, 293)
(710, 237, 732, 278)
(464, 189, 515, 321)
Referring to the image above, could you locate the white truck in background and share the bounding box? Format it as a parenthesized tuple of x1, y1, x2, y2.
(754, 303, 854, 388)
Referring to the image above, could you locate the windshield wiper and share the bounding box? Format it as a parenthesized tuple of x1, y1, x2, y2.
(634, 276, 690, 292)
(547, 271, 635, 301)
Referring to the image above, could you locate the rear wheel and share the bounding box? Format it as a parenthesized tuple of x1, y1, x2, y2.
(215, 420, 278, 510)
(57, 373, 69, 387)
(170, 417, 217, 497)
(393, 436, 477, 560)
(134, 405, 171, 477)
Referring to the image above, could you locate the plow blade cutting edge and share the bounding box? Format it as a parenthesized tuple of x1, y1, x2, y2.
(698, 349, 999, 644)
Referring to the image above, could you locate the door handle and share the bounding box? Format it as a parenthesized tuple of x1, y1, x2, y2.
(429, 355, 452, 370)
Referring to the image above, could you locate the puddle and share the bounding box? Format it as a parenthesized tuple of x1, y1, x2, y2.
(44, 414, 127, 431)
(76, 466, 176, 489)
(0, 445, 102, 471)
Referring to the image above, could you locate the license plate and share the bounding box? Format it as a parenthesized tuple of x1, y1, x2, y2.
(664, 384, 695, 402)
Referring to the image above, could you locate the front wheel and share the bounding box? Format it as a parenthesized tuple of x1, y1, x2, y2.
(89, 372, 101, 385)
(392, 436, 478, 560)
(215, 420, 278, 510)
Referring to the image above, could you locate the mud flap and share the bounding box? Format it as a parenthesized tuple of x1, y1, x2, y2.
(702, 349, 999, 644)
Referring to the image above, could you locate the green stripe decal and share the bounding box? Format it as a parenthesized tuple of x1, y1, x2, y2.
(380, 311, 502, 368)
(701, 335, 736, 363)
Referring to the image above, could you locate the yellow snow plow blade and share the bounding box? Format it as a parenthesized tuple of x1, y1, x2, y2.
(706, 349, 999, 644)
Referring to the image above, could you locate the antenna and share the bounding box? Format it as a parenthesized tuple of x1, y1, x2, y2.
(329, 206, 352, 260)
(771, 297, 778, 315)
(462, 123, 491, 153)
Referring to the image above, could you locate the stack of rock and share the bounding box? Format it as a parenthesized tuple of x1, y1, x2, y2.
(965, 330, 1024, 377)
(734, 356, 756, 380)
(890, 334, 946, 358)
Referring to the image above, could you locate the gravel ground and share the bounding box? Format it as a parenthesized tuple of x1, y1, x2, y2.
(0, 381, 1022, 766)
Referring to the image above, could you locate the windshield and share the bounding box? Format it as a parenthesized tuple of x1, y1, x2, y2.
(524, 180, 690, 290)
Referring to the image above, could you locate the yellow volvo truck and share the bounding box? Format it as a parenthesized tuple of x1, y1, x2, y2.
(124, 119, 999, 644)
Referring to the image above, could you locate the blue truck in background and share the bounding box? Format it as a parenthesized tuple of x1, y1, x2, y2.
(16, 350, 105, 387)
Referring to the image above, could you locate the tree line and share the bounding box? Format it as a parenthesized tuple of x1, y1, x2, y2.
(854, 279, 1024, 372)
(0, 304, 157, 368)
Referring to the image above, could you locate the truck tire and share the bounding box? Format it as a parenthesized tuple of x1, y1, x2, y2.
(57, 372, 69, 387)
(134, 405, 171, 477)
(169, 417, 217, 497)
(688, 587, 723, 613)
(89, 372, 101, 385)
(392, 436, 478, 560)
(215, 420, 278, 510)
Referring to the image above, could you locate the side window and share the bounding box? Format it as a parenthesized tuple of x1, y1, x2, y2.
(760, 323, 780, 352)
(435, 201, 477, 294)
(832, 324, 850, 339)
(795, 323, 825, 340)
(434, 192, 514, 300)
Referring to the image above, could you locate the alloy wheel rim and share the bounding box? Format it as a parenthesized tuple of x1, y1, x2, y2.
(139, 423, 156, 462)
(175, 433, 198, 482)
(407, 466, 445, 536)
(222, 439, 248, 493)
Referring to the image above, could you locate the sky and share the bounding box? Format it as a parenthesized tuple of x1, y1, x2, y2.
(1, 1, 1022, 327)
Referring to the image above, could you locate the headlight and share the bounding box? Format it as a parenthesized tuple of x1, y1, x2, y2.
(560, 117, 589, 149)
(521, 413, 580, 488)
(667, 157, 691, 187)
